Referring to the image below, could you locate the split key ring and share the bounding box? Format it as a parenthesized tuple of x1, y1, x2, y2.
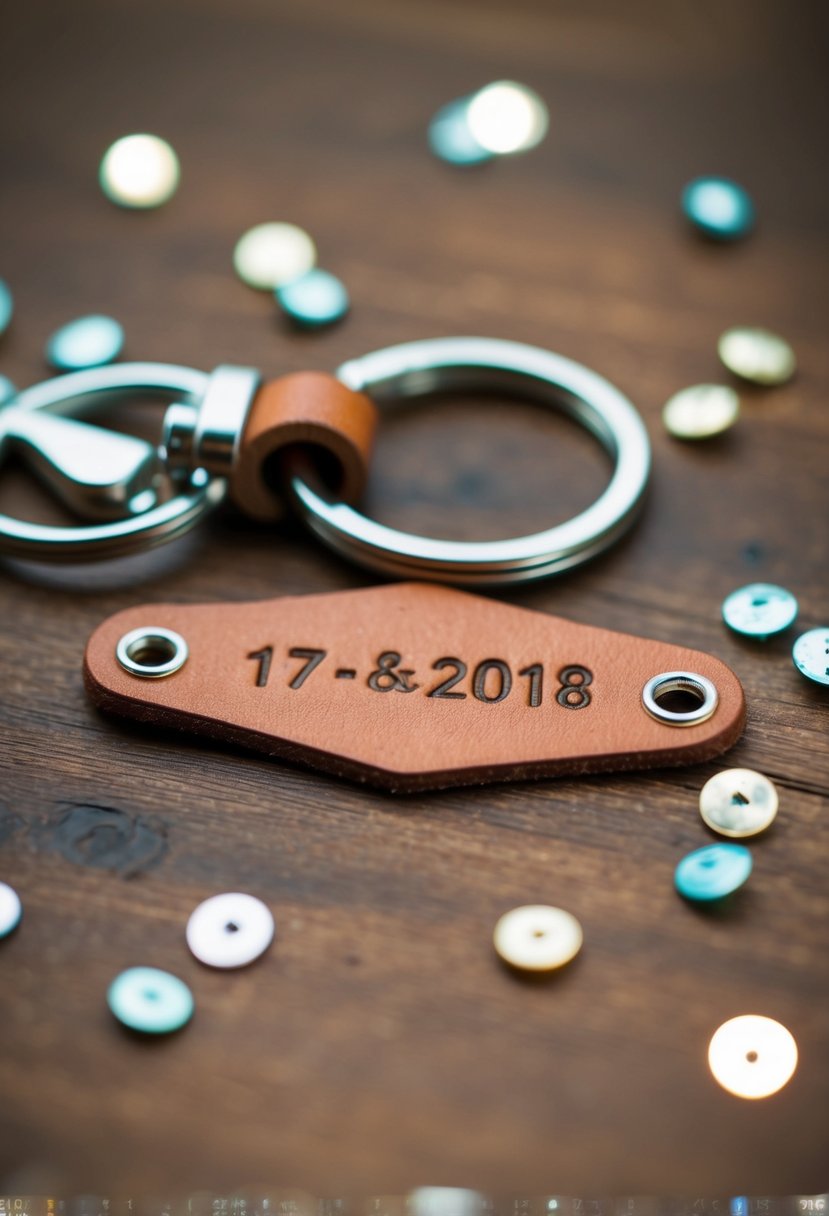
(0, 337, 651, 585)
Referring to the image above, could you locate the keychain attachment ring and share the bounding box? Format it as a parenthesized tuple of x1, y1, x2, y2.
(287, 337, 652, 585)
(0, 363, 225, 562)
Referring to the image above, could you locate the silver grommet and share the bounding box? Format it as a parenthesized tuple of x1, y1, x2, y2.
(642, 671, 718, 727)
(116, 626, 188, 678)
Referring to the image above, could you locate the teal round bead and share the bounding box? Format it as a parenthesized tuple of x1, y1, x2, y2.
(674, 843, 753, 902)
(46, 314, 124, 371)
(0, 279, 13, 336)
(682, 177, 754, 240)
(107, 966, 194, 1034)
(275, 269, 350, 329)
(428, 99, 492, 166)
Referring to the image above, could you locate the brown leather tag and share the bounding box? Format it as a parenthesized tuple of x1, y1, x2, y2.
(83, 583, 745, 792)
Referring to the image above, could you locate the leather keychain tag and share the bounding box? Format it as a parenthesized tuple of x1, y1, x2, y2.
(84, 583, 745, 792)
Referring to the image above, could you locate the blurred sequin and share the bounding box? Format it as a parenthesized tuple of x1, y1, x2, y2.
(0, 374, 17, 406)
(234, 222, 317, 291)
(108, 965, 193, 1034)
(682, 177, 754, 240)
(494, 904, 582, 972)
(662, 384, 740, 439)
(276, 268, 350, 328)
(46, 315, 125, 371)
(792, 627, 829, 686)
(675, 843, 752, 902)
(99, 134, 180, 208)
(0, 881, 22, 938)
(708, 1014, 797, 1098)
(467, 80, 549, 154)
(718, 326, 796, 386)
(428, 99, 492, 166)
(0, 279, 12, 336)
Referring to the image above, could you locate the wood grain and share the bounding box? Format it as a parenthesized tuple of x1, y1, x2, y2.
(0, 0, 827, 1198)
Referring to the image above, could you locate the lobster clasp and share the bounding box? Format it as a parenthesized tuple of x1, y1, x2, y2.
(0, 362, 231, 562)
(0, 403, 164, 520)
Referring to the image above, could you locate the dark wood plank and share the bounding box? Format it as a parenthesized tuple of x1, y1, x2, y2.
(0, 0, 827, 1197)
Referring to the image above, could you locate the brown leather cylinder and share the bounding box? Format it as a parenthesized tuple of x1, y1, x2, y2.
(229, 371, 378, 522)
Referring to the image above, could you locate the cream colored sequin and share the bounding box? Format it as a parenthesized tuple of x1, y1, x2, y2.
(493, 904, 582, 972)
(700, 768, 779, 838)
(708, 1015, 798, 1099)
(100, 134, 180, 208)
(233, 222, 317, 290)
(718, 327, 796, 386)
(466, 81, 548, 155)
(663, 384, 740, 439)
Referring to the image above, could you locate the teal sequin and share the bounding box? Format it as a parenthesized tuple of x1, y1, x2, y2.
(0, 280, 12, 336)
(682, 177, 754, 240)
(675, 843, 752, 902)
(0, 375, 17, 406)
(107, 966, 194, 1034)
(429, 99, 493, 166)
(46, 315, 124, 371)
(275, 269, 350, 329)
(722, 583, 798, 639)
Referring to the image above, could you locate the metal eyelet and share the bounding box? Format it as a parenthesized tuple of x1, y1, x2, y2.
(642, 671, 718, 727)
(116, 626, 188, 678)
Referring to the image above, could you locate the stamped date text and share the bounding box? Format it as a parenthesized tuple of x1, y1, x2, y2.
(247, 647, 593, 709)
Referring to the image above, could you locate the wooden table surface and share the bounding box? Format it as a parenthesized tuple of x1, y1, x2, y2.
(1, 0, 827, 1199)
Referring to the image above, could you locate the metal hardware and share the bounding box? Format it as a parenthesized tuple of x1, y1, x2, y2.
(642, 671, 719, 727)
(0, 340, 652, 584)
(0, 362, 224, 561)
(115, 626, 189, 678)
(288, 337, 652, 584)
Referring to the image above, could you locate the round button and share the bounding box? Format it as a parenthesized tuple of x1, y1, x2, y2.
(0, 882, 22, 938)
(674, 843, 753, 902)
(0, 278, 13, 336)
(699, 769, 779, 838)
(46, 315, 125, 371)
(722, 583, 798, 639)
(718, 326, 796, 386)
(792, 627, 829, 687)
(662, 384, 740, 440)
(107, 966, 194, 1034)
(682, 177, 754, 240)
(493, 904, 583, 972)
(276, 268, 350, 328)
(186, 892, 274, 968)
(99, 134, 180, 208)
(708, 1014, 798, 1099)
(233, 222, 316, 291)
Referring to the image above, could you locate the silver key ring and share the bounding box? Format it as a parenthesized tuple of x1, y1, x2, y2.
(288, 337, 651, 584)
(0, 340, 650, 583)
